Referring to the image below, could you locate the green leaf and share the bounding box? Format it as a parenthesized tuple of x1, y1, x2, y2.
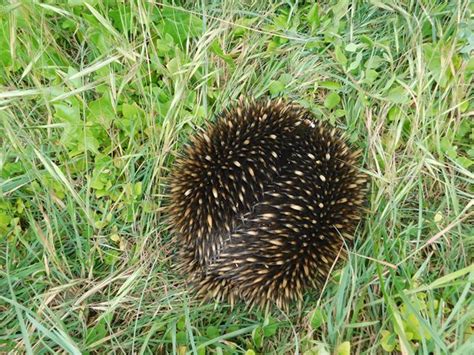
(332, 0, 349, 20)
(232, 17, 257, 38)
(457, 156, 473, 168)
(210, 39, 235, 67)
(122, 102, 144, 120)
(348, 51, 363, 71)
(206, 325, 219, 339)
(466, 57, 474, 75)
(176, 331, 187, 344)
(89, 96, 114, 129)
(345, 43, 358, 52)
(166, 56, 181, 76)
(155, 33, 174, 55)
(380, 330, 397, 352)
(387, 106, 401, 122)
(336, 341, 351, 355)
(15, 199, 25, 214)
(67, 67, 82, 89)
(86, 317, 108, 345)
(269, 80, 285, 96)
(335, 109, 345, 118)
(90, 174, 105, 190)
(404, 312, 423, 341)
(456, 119, 472, 138)
(267, 39, 279, 52)
(109, 7, 132, 33)
(263, 318, 279, 337)
(117, 102, 146, 135)
(159, 7, 202, 46)
(440, 137, 457, 158)
(279, 73, 293, 85)
(54, 103, 80, 123)
(459, 100, 469, 113)
(177, 317, 185, 331)
(0, 49, 11, 68)
(423, 43, 441, 71)
(0, 212, 12, 234)
(81, 131, 100, 155)
(365, 69, 378, 83)
(318, 81, 341, 90)
(422, 43, 453, 87)
(133, 182, 142, 197)
(335, 46, 347, 66)
(310, 309, 325, 330)
(467, 148, 474, 158)
(307, 4, 320, 28)
(386, 85, 409, 104)
(324, 92, 341, 109)
(365, 55, 384, 69)
(251, 326, 263, 348)
(360, 35, 374, 47)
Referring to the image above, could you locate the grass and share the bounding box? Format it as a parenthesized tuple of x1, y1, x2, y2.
(0, 0, 473, 353)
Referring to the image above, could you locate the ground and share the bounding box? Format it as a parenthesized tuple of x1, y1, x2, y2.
(0, 1, 473, 354)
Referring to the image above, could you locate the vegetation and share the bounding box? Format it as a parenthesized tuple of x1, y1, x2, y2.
(1, 0, 473, 353)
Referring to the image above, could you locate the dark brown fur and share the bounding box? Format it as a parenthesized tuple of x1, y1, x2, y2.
(168, 98, 368, 309)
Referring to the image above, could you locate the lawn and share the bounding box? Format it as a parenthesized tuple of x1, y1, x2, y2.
(1, 0, 473, 354)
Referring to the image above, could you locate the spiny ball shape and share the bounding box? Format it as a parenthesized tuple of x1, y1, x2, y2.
(169, 98, 368, 309)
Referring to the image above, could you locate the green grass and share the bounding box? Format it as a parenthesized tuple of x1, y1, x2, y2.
(1, 0, 473, 353)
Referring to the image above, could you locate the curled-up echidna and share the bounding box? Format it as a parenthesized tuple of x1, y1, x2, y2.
(168, 98, 368, 309)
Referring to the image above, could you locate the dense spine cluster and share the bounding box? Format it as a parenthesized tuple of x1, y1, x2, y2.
(168, 98, 368, 309)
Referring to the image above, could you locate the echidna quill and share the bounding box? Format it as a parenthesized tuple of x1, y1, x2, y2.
(168, 98, 368, 309)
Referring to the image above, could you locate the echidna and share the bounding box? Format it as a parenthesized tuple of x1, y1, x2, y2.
(168, 98, 368, 309)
